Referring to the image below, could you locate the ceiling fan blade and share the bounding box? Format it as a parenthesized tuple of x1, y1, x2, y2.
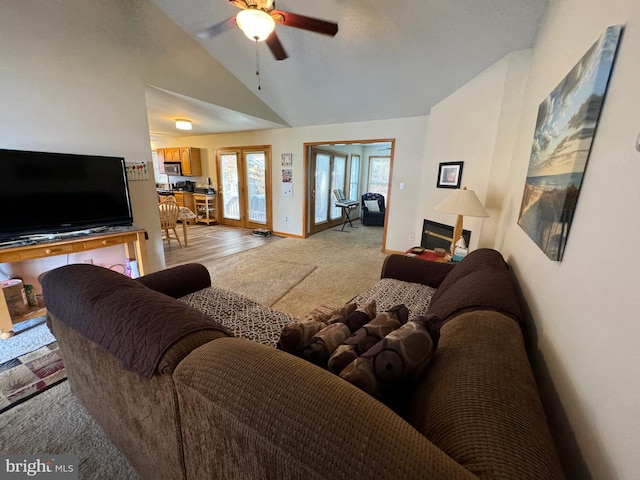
(266, 31, 288, 60)
(229, 0, 249, 9)
(196, 16, 237, 39)
(271, 10, 338, 36)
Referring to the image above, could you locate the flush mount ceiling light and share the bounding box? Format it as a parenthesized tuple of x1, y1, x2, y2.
(236, 7, 276, 41)
(175, 119, 192, 131)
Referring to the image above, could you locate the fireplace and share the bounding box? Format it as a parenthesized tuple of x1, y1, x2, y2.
(421, 219, 471, 251)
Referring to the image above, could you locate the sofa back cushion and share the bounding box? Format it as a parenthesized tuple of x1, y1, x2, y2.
(428, 248, 522, 326)
(402, 311, 565, 479)
(42, 264, 232, 379)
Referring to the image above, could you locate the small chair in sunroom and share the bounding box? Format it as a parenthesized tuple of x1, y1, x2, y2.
(361, 193, 386, 226)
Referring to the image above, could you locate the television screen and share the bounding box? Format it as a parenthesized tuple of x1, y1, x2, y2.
(0, 148, 133, 240)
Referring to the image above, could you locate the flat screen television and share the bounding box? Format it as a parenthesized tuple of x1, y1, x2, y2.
(0, 148, 133, 241)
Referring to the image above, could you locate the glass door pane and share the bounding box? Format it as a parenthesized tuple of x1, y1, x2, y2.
(330, 155, 346, 220)
(245, 152, 266, 224)
(368, 156, 390, 195)
(314, 154, 331, 224)
(349, 155, 360, 201)
(221, 153, 240, 220)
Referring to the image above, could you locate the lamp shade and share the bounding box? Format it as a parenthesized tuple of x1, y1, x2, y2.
(236, 8, 276, 41)
(433, 187, 489, 218)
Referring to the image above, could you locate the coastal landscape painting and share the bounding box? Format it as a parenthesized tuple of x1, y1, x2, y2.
(517, 25, 622, 261)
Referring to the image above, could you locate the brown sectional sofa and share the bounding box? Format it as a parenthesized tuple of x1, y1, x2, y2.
(42, 249, 565, 480)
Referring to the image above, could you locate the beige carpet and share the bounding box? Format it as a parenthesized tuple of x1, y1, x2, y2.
(207, 255, 316, 307)
(207, 222, 387, 318)
(0, 221, 388, 479)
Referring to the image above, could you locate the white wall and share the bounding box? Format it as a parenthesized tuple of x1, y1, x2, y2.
(416, 51, 532, 252)
(0, 0, 284, 275)
(153, 116, 429, 251)
(498, 1, 640, 478)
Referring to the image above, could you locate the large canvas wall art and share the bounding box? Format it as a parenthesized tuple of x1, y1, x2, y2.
(517, 25, 622, 261)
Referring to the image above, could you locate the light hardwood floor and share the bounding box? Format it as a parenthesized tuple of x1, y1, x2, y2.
(163, 224, 282, 268)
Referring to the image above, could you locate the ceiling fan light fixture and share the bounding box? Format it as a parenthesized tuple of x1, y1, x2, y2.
(175, 119, 192, 131)
(236, 8, 275, 42)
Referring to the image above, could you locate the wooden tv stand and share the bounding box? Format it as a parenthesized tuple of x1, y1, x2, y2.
(0, 226, 148, 339)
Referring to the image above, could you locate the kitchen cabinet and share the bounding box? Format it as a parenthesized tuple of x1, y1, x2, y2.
(156, 147, 201, 177)
(162, 147, 179, 162)
(194, 194, 217, 225)
(179, 147, 201, 176)
(170, 147, 180, 162)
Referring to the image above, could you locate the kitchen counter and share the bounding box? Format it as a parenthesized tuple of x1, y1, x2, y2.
(157, 189, 194, 194)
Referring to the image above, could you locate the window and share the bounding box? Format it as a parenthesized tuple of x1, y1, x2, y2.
(349, 154, 360, 201)
(367, 156, 390, 195)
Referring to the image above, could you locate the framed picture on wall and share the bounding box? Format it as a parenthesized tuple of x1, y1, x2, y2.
(516, 25, 622, 261)
(437, 161, 463, 189)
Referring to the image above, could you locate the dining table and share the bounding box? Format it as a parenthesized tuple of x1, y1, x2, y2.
(177, 207, 197, 246)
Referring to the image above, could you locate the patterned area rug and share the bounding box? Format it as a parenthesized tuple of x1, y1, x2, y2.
(0, 342, 66, 413)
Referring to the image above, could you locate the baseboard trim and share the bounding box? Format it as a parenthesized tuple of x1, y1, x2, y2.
(273, 231, 305, 239)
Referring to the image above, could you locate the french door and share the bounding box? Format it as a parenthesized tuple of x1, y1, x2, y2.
(216, 146, 271, 230)
(308, 147, 347, 234)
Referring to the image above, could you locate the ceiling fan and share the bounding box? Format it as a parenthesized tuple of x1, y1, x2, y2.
(197, 0, 339, 61)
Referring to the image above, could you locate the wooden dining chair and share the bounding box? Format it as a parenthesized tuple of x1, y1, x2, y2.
(159, 195, 178, 204)
(158, 200, 182, 248)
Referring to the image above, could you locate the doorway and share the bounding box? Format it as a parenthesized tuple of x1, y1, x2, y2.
(304, 139, 395, 249)
(216, 146, 272, 231)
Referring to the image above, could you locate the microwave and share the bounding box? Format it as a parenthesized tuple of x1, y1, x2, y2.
(164, 162, 182, 175)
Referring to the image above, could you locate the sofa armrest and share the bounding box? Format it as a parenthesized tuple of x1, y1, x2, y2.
(381, 254, 456, 289)
(174, 338, 475, 480)
(136, 263, 211, 298)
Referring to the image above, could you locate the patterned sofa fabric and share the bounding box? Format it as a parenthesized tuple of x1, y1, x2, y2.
(179, 287, 296, 347)
(350, 278, 437, 318)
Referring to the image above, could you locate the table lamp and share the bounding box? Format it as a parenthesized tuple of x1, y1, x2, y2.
(433, 187, 489, 255)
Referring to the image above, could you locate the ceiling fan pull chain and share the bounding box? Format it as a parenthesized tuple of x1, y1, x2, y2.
(255, 39, 262, 91)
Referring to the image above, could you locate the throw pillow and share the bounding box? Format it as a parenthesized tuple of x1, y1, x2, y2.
(302, 301, 376, 367)
(276, 303, 355, 354)
(331, 300, 376, 331)
(327, 304, 409, 374)
(339, 315, 440, 399)
(364, 199, 380, 212)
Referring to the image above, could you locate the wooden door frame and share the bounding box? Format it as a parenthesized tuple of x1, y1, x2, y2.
(303, 139, 395, 252)
(215, 145, 272, 231)
(308, 147, 349, 235)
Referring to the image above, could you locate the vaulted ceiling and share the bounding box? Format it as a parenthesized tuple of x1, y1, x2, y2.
(147, 0, 548, 137)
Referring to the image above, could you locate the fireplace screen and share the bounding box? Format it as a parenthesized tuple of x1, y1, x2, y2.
(421, 219, 471, 251)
